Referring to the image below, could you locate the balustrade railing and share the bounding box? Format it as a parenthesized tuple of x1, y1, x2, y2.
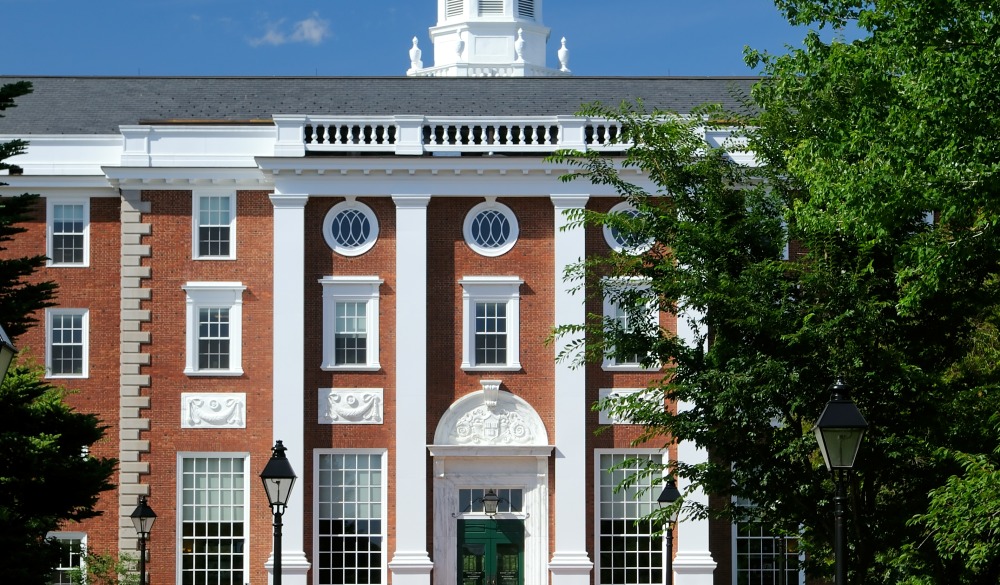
(273, 115, 628, 157)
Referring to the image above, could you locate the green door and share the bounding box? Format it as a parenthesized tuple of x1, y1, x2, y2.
(459, 519, 524, 585)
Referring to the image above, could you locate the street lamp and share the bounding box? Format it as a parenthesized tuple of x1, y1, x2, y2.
(656, 479, 682, 585)
(814, 379, 868, 585)
(0, 324, 16, 382)
(129, 496, 156, 585)
(260, 440, 297, 585)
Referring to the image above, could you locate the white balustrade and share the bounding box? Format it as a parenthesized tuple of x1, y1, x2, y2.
(272, 115, 628, 156)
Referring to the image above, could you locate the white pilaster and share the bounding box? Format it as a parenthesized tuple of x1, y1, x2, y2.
(267, 194, 311, 584)
(388, 195, 434, 585)
(548, 196, 593, 585)
(674, 306, 717, 584)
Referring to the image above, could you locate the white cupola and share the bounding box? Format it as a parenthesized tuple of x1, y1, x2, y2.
(406, 0, 571, 77)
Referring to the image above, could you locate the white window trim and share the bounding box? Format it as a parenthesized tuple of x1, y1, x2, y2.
(594, 449, 669, 585)
(319, 276, 383, 371)
(603, 201, 653, 255)
(175, 452, 250, 585)
(46, 197, 90, 267)
(463, 198, 519, 257)
(182, 282, 246, 376)
(323, 199, 380, 256)
(459, 276, 523, 371)
(192, 189, 237, 260)
(313, 449, 388, 585)
(602, 277, 660, 372)
(598, 388, 664, 425)
(47, 531, 87, 585)
(45, 308, 89, 379)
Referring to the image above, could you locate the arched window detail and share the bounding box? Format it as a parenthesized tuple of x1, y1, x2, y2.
(463, 200, 519, 257)
(603, 201, 653, 255)
(323, 200, 379, 256)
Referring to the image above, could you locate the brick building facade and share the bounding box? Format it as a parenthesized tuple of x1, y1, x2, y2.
(0, 3, 798, 585)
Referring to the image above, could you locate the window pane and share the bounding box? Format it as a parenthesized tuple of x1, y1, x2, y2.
(474, 302, 507, 365)
(52, 204, 85, 264)
(335, 301, 368, 365)
(198, 196, 232, 257)
(318, 453, 384, 585)
(181, 456, 246, 585)
(50, 312, 84, 375)
(597, 453, 663, 585)
(198, 308, 231, 370)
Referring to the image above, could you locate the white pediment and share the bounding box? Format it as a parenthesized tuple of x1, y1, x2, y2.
(433, 387, 548, 447)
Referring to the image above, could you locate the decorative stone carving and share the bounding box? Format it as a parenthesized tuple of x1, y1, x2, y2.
(514, 29, 525, 63)
(409, 37, 423, 71)
(481, 379, 502, 410)
(433, 388, 548, 446)
(181, 393, 246, 428)
(558, 37, 570, 73)
(320, 388, 383, 424)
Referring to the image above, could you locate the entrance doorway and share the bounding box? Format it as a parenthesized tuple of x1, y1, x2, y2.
(459, 519, 524, 585)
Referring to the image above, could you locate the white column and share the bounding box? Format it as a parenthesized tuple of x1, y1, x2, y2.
(388, 195, 434, 585)
(548, 196, 594, 585)
(267, 194, 311, 585)
(674, 306, 717, 584)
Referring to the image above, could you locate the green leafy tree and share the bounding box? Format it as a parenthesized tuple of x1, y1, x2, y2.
(0, 81, 117, 583)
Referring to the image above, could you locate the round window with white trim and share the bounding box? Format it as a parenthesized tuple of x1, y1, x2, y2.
(463, 200, 519, 257)
(603, 202, 653, 255)
(323, 200, 379, 256)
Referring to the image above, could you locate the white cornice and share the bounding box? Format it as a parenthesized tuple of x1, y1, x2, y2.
(102, 167, 270, 190)
(0, 175, 117, 194)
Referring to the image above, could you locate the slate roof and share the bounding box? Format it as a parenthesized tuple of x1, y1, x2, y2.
(0, 76, 759, 135)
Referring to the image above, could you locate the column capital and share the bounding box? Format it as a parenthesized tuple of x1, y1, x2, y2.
(392, 194, 432, 208)
(549, 195, 590, 209)
(269, 194, 309, 209)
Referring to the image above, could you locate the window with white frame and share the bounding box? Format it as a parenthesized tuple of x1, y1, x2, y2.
(734, 521, 802, 585)
(46, 308, 88, 378)
(320, 276, 383, 370)
(603, 202, 653, 255)
(47, 199, 89, 267)
(316, 451, 386, 585)
(179, 454, 248, 585)
(463, 200, 519, 257)
(183, 283, 246, 376)
(596, 451, 665, 585)
(193, 191, 236, 259)
(459, 276, 523, 371)
(598, 388, 664, 425)
(602, 278, 658, 371)
(47, 532, 85, 585)
(323, 200, 380, 257)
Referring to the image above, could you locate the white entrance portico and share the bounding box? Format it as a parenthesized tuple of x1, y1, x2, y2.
(429, 386, 552, 585)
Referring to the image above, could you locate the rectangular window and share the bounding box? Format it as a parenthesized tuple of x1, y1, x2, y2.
(198, 308, 231, 370)
(183, 283, 245, 376)
(47, 199, 89, 267)
(475, 301, 507, 365)
(180, 455, 247, 585)
(193, 192, 236, 259)
(596, 452, 664, 585)
(734, 522, 801, 585)
(320, 276, 383, 371)
(335, 301, 368, 365)
(46, 309, 88, 378)
(47, 532, 85, 585)
(602, 278, 658, 371)
(316, 451, 386, 585)
(459, 276, 522, 371)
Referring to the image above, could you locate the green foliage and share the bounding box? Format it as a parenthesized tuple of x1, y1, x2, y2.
(0, 365, 117, 583)
(553, 1, 1000, 580)
(68, 551, 139, 585)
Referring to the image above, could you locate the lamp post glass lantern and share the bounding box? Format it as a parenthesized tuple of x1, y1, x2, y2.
(261, 440, 297, 585)
(657, 479, 681, 585)
(814, 379, 868, 585)
(130, 496, 156, 585)
(0, 323, 16, 382)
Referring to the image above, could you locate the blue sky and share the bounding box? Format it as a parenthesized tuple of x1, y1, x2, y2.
(8, 0, 820, 77)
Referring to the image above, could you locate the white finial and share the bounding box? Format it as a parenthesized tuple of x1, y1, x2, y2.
(514, 28, 526, 63)
(457, 31, 465, 59)
(558, 37, 571, 73)
(409, 37, 423, 70)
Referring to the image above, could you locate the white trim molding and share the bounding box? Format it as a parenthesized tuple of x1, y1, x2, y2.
(46, 196, 90, 267)
(45, 307, 89, 378)
(181, 282, 247, 376)
(459, 275, 524, 371)
(319, 276, 384, 371)
(191, 189, 237, 260)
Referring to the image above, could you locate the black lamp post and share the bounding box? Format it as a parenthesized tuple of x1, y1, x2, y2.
(0, 324, 16, 382)
(260, 440, 297, 585)
(656, 479, 682, 585)
(814, 379, 868, 585)
(130, 496, 156, 585)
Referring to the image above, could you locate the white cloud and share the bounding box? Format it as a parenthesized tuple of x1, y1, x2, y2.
(250, 13, 330, 47)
